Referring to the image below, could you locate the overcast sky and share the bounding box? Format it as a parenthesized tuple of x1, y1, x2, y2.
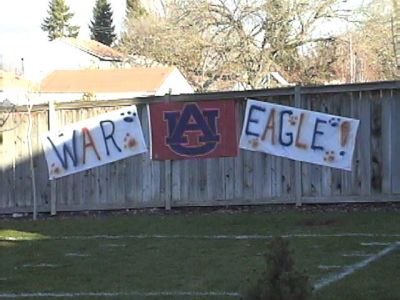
(0, 0, 370, 65)
(0, 0, 126, 55)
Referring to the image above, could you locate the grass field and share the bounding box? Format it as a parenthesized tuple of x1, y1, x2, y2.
(1, 205, 400, 299)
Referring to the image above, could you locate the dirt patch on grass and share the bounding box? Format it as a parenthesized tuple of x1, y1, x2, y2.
(3, 202, 400, 220)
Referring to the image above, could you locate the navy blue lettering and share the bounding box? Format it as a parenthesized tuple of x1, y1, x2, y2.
(245, 105, 265, 137)
(203, 110, 219, 135)
(164, 112, 182, 141)
(100, 120, 121, 155)
(164, 104, 220, 156)
(47, 130, 78, 170)
(279, 110, 293, 146)
(311, 118, 327, 151)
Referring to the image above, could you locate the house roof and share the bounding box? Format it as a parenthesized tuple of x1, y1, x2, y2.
(40, 67, 177, 94)
(0, 70, 36, 91)
(59, 38, 125, 61)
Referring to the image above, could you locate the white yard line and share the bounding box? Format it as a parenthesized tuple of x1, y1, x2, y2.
(65, 253, 90, 257)
(0, 291, 241, 298)
(46, 232, 400, 240)
(21, 264, 60, 268)
(314, 242, 400, 290)
(341, 252, 372, 257)
(100, 243, 127, 248)
(3, 232, 400, 241)
(318, 265, 344, 270)
(360, 242, 391, 246)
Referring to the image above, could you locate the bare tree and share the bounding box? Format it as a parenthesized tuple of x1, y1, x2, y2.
(119, 0, 355, 91)
(332, 0, 396, 82)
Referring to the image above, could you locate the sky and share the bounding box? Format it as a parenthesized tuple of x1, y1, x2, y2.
(0, 0, 370, 72)
(0, 0, 370, 48)
(0, 0, 126, 56)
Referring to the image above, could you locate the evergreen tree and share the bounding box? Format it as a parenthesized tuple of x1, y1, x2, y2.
(126, 0, 147, 18)
(41, 0, 79, 41)
(245, 237, 311, 300)
(90, 0, 116, 46)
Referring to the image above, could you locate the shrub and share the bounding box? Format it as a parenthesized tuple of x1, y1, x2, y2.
(244, 237, 311, 300)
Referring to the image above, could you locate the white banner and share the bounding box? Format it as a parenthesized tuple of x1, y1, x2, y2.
(240, 99, 360, 170)
(42, 105, 147, 180)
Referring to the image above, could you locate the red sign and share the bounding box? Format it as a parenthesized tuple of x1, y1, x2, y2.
(149, 100, 238, 160)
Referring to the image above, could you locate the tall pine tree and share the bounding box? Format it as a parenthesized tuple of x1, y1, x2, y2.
(89, 0, 116, 46)
(41, 0, 79, 41)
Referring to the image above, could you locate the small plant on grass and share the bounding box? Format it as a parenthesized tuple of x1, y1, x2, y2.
(244, 237, 311, 300)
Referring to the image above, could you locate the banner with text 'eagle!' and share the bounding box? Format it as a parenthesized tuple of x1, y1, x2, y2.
(240, 99, 360, 171)
(42, 106, 147, 180)
(149, 100, 238, 160)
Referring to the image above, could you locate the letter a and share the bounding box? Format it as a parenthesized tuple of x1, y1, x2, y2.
(82, 127, 101, 164)
(261, 108, 276, 144)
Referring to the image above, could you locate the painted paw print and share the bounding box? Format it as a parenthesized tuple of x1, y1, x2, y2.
(323, 151, 336, 163)
(288, 115, 298, 126)
(328, 117, 341, 127)
(121, 111, 136, 123)
(123, 133, 137, 149)
(249, 138, 260, 148)
(50, 163, 62, 176)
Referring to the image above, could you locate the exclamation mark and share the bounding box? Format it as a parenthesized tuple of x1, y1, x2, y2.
(339, 121, 351, 157)
(340, 121, 351, 147)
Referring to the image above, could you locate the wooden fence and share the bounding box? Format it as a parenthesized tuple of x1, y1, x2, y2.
(1, 81, 400, 214)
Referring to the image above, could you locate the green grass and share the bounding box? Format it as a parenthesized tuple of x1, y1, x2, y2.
(0, 208, 399, 299)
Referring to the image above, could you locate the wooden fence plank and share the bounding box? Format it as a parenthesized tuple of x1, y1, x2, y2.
(263, 153, 273, 199)
(391, 90, 400, 193)
(350, 92, 362, 195)
(224, 157, 235, 201)
(206, 158, 219, 202)
(243, 149, 254, 202)
(359, 92, 372, 196)
(164, 160, 171, 209)
(0, 112, 9, 209)
(171, 160, 181, 206)
(253, 152, 265, 202)
(15, 112, 30, 209)
(381, 92, 392, 194)
(370, 91, 383, 195)
(34, 110, 50, 210)
(234, 101, 245, 201)
(198, 159, 208, 202)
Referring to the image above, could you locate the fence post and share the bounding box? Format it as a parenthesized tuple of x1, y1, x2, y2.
(48, 100, 57, 215)
(27, 101, 37, 220)
(294, 86, 302, 206)
(165, 91, 172, 210)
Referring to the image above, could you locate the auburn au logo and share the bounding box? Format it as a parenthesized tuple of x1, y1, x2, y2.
(164, 103, 220, 156)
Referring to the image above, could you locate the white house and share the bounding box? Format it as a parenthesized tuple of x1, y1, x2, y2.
(39, 67, 194, 102)
(0, 70, 36, 105)
(21, 38, 125, 83)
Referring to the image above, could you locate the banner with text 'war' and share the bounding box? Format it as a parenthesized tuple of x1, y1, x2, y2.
(42, 106, 147, 180)
(239, 99, 359, 170)
(149, 100, 238, 160)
